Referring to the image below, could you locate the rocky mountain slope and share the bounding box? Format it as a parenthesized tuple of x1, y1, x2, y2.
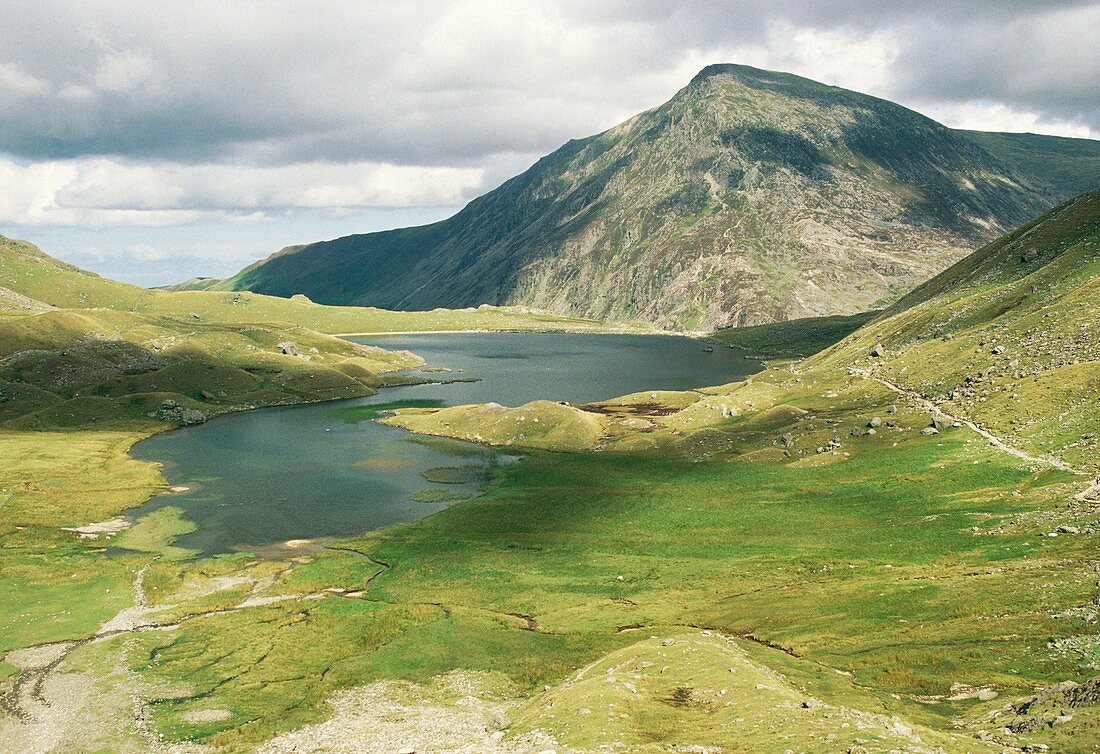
(221, 64, 1095, 330)
(811, 187, 1100, 470)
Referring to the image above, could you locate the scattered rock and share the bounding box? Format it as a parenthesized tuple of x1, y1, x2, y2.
(485, 709, 511, 732)
(921, 427, 940, 436)
(868, 417, 882, 428)
(781, 433, 794, 447)
(870, 343, 885, 358)
(156, 399, 207, 425)
(61, 517, 131, 539)
(278, 341, 300, 356)
(181, 708, 233, 723)
(1056, 525, 1080, 535)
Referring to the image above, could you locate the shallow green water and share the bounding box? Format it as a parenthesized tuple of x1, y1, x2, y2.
(131, 333, 760, 555)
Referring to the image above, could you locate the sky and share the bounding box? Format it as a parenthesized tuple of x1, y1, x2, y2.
(1, 1, 1098, 287)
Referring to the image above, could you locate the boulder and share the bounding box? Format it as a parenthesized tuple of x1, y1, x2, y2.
(870, 343, 885, 358)
(921, 427, 940, 436)
(178, 409, 207, 425)
(278, 341, 300, 356)
(156, 399, 207, 425)
(868, 417, 882, 428)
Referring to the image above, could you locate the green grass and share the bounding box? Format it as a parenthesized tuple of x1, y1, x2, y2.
(419, 466, 487, 484)
(964, 130, 1100, 200)
(0, 234, 635, 336)
(121, 412, 1096, 750)
(810, 189, 1100, 471)
(409, 488, 473, 503)
(112, 506, 198, 560)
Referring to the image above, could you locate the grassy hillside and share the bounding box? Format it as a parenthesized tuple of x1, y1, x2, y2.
(367, 191, 1100, 752)
(964, 130, 1100, 201)
(223, 64, 1064, 331)
(0, 241, 432, 717)
(709, 310, 879, 358)
(811, 188, 1100, 470)
(0, 235, 636, 335)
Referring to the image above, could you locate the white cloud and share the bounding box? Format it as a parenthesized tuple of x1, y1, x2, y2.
(925, 101, 1100, 139)
(0, 155, 485, 228)
(720, 23, 902, 97)
(92, 46, 164, 96)
(0, 61, 48, 95)
(126, 243, 171, 262)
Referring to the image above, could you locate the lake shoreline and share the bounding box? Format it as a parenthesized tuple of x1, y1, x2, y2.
(129, 332, 762, 555)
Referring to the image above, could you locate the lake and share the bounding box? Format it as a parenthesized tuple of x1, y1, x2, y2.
(130, 333, 761, 555)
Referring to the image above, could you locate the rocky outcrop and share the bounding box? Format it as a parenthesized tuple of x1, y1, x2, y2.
(155, 399, 207, 425)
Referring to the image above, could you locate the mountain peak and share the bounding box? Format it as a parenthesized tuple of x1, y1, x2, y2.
(687, 63, 840, 97)
(223, 67, 1092, 330)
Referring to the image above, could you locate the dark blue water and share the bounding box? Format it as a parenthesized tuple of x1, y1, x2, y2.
(130, 333, 760, 555)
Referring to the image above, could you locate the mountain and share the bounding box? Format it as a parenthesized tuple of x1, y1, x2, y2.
(154, 276, 225, 292)
(963, 130, 1100, 201)
(219, 64, 1096, 330)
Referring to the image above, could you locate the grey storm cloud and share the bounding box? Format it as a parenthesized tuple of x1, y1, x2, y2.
(0, 0, 1097, 168)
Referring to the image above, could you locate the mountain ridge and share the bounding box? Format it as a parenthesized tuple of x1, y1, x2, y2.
(220, 64, 1096, 329)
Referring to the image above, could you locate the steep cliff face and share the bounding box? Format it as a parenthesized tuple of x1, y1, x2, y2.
(226, 64, 1066, 329)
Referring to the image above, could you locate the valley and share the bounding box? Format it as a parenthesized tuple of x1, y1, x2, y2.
(1, 189, 1098, 753)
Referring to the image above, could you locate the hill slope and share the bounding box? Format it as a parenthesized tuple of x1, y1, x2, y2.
(810, 187, 1099, 469)
(0, 236, 620, 335)
(224, 64, 1079, 330)
(373, 192, 1100, 754)
(963, 130, 1100, 201)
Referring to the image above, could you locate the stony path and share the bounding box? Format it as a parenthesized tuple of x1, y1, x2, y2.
(861, 371, 1081, 474)
(0, 565, 328, 752)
